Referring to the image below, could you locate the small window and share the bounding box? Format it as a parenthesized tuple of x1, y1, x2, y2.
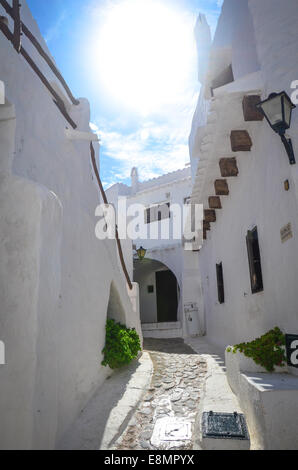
(145, 203, 170, 224)
(145, 207, 151, 224)
(147, 285, 154, 294)
(246, 227, 264, 294)
(216, 263, 225, 304)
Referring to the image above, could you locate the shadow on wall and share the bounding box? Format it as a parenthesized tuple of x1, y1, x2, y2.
(106, 282, 127, 325)
(57, 356, 144, 450)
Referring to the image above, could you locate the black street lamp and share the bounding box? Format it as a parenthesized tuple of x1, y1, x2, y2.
(136, 246, 147, 261)
(256, 91, 296, 165)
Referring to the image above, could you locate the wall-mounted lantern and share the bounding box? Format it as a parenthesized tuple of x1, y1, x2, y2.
(136, 246, 147, 261)
(256, 92, 296, 165)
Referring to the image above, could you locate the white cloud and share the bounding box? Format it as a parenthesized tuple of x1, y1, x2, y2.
(86, 0, 222, 188)
(91, 87, 199, 188)
(44, 11, 67, 43)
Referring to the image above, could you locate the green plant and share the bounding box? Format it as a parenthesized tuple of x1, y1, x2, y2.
(101, 319, 141, 369)
(226, 327, 286, 372)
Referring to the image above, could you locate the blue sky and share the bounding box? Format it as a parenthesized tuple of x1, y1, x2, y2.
(27, 0, 223, 188)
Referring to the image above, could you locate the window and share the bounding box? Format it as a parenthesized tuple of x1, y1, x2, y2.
(216, 263, 225, 304)
(246, 227, 264, 294)
(145, 202, 170, 224)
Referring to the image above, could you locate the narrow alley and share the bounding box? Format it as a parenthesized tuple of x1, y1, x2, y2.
(1, 0, 298, 453)
(60, 339, 209, 451)
(117, 339, 207, 451)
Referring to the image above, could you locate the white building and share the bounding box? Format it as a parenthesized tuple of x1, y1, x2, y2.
(190, 0, 298, 351)
(106, 166, 205, 339)
(0, 0, 141, 450)
(190, 0, 298, 449)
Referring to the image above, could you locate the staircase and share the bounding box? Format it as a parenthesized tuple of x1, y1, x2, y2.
(142, 322, 182, 339)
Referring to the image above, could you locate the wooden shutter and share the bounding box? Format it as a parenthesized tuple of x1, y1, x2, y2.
(145, 203, 170, 224)
(145, 207, 150, 224)
(216, 262, 225, 304)
(246, 227, 263, 294)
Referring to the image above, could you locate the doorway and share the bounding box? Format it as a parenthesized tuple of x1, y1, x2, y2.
(155, 270, 178, 323)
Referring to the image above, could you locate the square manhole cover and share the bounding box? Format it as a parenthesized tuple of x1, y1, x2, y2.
(202, 412, 249, 440)
(151, 418, 192, 447)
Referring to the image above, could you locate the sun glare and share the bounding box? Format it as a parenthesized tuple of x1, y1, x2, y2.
(96, 0, 196, 115)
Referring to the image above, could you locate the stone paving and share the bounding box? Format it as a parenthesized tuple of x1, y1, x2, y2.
(117, 338, 207, 450)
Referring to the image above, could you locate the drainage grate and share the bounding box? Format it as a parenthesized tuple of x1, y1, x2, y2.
(202, 412, 249, 440)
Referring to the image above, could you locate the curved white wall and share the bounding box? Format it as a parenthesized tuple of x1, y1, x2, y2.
(0, 0, 141, 449)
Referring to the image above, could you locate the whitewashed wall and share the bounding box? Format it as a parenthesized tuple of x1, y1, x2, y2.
(0, 0, 141, 449)
(137, 268, 158, 324)
(200, 119, 298, 349)
(127, 170, 192, 250)
(191, 0, 298, 350)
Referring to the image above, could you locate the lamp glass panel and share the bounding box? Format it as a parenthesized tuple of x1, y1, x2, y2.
(261, 94, 283, 126)
(138, 248, 146, 260)
(283, 94, 293, 128)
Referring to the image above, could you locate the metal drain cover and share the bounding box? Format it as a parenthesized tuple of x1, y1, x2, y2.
(202, 412, 249, 440)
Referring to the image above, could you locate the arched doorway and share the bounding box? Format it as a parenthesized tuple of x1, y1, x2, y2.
(134, 259, 180, 325)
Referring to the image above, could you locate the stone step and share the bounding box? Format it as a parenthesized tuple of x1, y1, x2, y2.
(142, 322, 183, 339)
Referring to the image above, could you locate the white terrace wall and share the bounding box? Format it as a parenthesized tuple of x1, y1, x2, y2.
(0, 0, 141, 449)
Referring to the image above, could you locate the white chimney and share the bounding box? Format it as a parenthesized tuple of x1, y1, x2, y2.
(194, 14, 212, 84)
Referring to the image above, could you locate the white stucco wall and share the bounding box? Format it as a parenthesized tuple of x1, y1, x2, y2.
(200, 110, 298, 350)
(136, 265, 158, 324)
(190, 0, 298, 351)
(211, 0, 259, 81)
(0, 0, 141, 449)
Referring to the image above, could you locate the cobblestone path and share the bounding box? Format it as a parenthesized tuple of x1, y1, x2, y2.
(117, 338, 207, 450)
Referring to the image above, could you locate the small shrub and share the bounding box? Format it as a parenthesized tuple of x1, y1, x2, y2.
(101, 319, 141, 369)
(226, 327, 286, 372)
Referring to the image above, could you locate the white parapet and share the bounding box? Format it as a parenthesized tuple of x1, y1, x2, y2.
(225, 348, 298, 449)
